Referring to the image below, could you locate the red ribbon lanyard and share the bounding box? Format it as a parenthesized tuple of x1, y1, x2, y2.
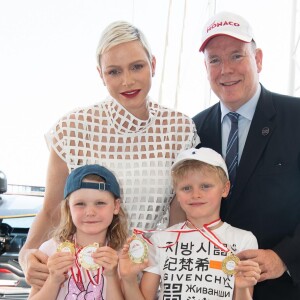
(133, 224, 199, 249)
(71, 236, 103, 286)
(133, 218, 229, 253)
(186, 218, 229, 253)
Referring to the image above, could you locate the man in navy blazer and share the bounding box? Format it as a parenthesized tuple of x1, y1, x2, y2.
(193, 11, 300, 299)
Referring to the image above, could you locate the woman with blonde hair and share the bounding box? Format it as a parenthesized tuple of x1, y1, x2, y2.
(20, 20, 199, 289)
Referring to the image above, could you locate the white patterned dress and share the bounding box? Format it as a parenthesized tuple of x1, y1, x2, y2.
(45, 97, 200, 232)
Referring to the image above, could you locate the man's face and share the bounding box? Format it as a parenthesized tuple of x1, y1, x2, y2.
(204, 36, 263, 111)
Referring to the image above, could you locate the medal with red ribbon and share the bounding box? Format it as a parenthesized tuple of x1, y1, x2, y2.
(132, 218, 239, 275)
(57, 238, 103, 287)
(186, 219, 240, 275)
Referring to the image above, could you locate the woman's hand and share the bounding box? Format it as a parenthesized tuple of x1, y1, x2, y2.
(24, 249, 49, 289)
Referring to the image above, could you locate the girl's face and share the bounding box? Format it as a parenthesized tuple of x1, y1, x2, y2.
(175, 168, 230, 228)
(98, 40, 156, 117)
(68, 184, 120, 245)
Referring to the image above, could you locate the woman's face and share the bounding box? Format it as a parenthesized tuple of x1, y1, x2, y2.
(99, 40, 156, 115)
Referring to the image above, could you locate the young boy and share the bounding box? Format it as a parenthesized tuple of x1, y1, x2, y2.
(120, 147, 260, 300)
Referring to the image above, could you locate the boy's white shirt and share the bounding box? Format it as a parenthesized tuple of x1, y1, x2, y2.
(145, 222, 258, 300)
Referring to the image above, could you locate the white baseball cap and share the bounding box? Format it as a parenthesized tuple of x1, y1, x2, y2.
(199, 11, 255, 52)
(171, 147, 229, 178)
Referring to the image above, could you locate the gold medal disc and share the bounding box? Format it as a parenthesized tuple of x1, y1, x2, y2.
(78, 243, 100, 271)
(57, 241, 75, 254)
(222, 253, 240, 275)
(128, 236, 148, 264)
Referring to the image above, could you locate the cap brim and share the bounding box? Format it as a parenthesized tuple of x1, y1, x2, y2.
(199, 33, 253, 52)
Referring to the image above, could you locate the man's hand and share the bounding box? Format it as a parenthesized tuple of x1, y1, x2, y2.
(237, 249, 286, 281)
(24, 249, 49, 289)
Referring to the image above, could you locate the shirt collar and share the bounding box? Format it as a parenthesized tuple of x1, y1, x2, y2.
(220, 84, 261, 122)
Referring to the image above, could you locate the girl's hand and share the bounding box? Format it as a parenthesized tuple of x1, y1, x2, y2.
(234, 259, 261, 289)
(47, 252, 74, 284)
(118, 237, 149, 281)
(92, 246, 119, 277)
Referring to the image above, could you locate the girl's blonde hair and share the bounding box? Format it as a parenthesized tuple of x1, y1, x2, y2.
(172, 160, 229, 188)
(96, 20, 153, 68)
(52, 174, 128, 250)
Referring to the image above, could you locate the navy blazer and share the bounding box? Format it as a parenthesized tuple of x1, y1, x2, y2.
(193, 85, 300, 300)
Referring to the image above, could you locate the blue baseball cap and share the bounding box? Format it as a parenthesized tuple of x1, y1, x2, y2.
(64, 164, 121, 199)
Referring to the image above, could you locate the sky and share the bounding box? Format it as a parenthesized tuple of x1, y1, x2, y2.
(0, 0, 299, 187)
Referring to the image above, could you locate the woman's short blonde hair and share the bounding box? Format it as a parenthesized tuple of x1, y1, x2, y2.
(96, 20, 152, 68)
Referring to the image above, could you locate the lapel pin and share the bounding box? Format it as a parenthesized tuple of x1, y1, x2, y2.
(262, 127, 269, 136)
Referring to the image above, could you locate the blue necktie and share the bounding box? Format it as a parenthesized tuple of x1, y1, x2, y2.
(225, 112, 239, 186)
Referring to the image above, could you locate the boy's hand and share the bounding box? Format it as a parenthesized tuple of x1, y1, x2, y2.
(234, 260, 261, 289)
(118, 237, 149, 281)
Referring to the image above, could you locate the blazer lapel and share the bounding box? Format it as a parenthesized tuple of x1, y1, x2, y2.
(226, 86, 277, 212)
(200, 104, 222, 154)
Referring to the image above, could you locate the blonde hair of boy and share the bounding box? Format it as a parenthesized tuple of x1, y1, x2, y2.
(172, 160, 229, 188)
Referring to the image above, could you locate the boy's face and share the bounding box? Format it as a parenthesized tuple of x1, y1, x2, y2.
(175, 168, 230, 227)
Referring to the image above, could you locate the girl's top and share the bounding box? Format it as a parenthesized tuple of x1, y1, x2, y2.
(45, 97, 200, 232)
(146, 222, 258, 300)
(40, 239, 106, 300)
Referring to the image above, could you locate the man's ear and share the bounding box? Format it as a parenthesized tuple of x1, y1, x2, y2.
(255, 48, 263, 73)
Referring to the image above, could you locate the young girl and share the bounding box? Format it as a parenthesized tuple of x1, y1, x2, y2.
(29, 164, 127, 300)
(120, 148, 260, 300)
